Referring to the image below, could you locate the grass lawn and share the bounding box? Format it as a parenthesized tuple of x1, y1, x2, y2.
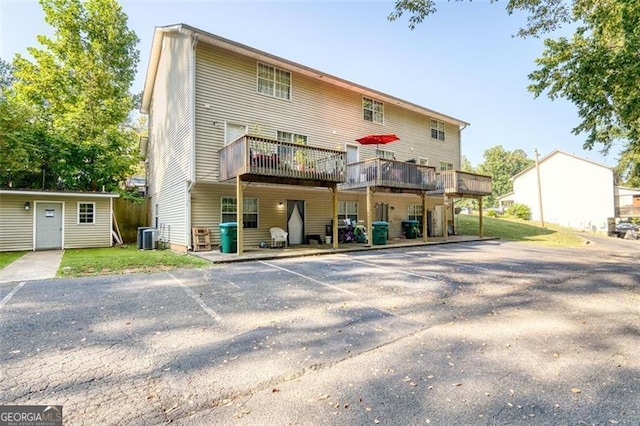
(456, 214, 586, 247)
(59, 245, 210, 277)
(0, 251, 27, 269)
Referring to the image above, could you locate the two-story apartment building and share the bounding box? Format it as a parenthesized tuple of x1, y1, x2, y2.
(141, 24, 491, 253)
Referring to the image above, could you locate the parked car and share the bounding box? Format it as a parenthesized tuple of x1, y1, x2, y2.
(614, 222, 638, 238)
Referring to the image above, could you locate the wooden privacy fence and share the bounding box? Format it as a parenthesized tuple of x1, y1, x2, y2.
(114, 198, 149, 243)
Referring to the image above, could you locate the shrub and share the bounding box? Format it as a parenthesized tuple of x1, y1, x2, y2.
(505, 203, 531, 220)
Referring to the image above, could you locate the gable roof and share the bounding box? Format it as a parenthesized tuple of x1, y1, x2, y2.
(140, 24, 470, 128)
(511, 149, 613, 181)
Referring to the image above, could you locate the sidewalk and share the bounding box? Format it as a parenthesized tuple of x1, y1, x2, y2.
(0, 250, 63, 284)
(192, 235, 499, 263)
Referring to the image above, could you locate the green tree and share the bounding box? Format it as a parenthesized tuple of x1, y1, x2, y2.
(615, 147, 640, 188)
(476, 146, 533, 206)
(389, 1, 640, 179)
(6, 0, 140, 191)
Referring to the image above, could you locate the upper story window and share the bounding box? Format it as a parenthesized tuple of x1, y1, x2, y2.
(431, 119, 445, 140)
(418, 157, 429, 166)
(257, 63, 291, 100)
(78, 202, 95, 224)
(277, 131, 307, 145)
(363, 97, 384, 124)
(439, 161, 454, 171)
(376, 149, 395, 159)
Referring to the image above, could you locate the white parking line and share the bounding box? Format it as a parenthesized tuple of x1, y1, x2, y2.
(348, 259, 439, 280)
(259, 261, 358, 296)
(166, 273, 223, 323)
(0, 281, 26, 310)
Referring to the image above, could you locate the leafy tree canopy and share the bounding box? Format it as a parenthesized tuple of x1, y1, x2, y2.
(2, 0, 140, 191)
(476, 145, 534, 206)
(389, 0, 640, 180)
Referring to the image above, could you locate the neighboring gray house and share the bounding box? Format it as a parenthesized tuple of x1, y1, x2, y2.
(141, 24, 491, 253)
(0, 189, 119, 251)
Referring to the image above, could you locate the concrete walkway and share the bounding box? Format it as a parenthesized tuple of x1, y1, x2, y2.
(0, 250, 63, 284)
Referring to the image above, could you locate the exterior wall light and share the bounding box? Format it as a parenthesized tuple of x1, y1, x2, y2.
(24, 201, 31, 211)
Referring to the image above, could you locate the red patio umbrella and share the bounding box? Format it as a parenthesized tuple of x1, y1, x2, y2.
(355, 134, 400, 146)
(355, 134, 400, 154)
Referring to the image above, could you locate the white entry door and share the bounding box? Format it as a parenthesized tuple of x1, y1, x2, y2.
(287, 200, 305, 245)
(225, 122, 247, 145)
(432, 206, 444, 237)
(36, 202, 63, 250)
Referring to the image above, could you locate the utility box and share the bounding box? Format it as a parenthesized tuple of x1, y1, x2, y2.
(142, 228, 157, 250)
(137, 227, 154, 249)
(372, 221, 389, 245)
(219, 222, 238, 253)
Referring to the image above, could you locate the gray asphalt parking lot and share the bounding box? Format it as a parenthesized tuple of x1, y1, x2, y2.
(1, 239, 638, 425)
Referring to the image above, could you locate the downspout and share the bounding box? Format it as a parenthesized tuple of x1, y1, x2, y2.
(185, 31, 198, 250)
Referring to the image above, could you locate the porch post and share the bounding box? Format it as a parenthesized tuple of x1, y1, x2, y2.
(331, 185, 338, 249)
(421, 193, 428, 242)
(236, 177, 244, 256)
(366, 186, 373, 245)
(443, 194, 448, 241)
(478, 196, 484, 238)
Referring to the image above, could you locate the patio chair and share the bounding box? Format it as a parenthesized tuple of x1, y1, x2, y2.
(270, 227, 288, 248)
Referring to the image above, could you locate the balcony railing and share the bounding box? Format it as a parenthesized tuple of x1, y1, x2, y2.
(340, 158, 437, 191)
(429, 171, 492, 196)
(615, 206, 640, 217)
(219, 135, 346, 185)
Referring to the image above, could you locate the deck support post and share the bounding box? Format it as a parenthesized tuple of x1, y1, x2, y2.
(478, 196, 484, 238)
(330, 185, 338, 249)
(366, 186, 373, 245)
(421, 193, 428, 242)
(236, 177, 244, 256)
(443, 194, 448, 241)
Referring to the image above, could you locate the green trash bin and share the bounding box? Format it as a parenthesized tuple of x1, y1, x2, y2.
(401, 219, 420, 239)
(372, 221, 389, 245)
(219, 222, 238, 253)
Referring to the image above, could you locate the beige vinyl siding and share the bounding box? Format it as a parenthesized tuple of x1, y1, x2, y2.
(147, 32, 193, 247)
(0, 194, 35, 251)
(190, 183, 446, 246)
(194, 43, 461, 183)
(0, 194, 113, 251)
(64, 198, 112, 248)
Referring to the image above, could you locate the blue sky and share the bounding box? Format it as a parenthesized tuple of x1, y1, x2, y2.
(0, 0, 622, 167)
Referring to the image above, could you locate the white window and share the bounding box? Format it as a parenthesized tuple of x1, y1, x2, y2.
(257, 63, 291, 100)
(408, 204, 423, 222)
(363, 97, 384, 124)
(338, 201, 358, 222)
(221, 197, 259, 229)
(78, 202, 95, 224)
(440, 161, 454, 171)
(418, 157, 429, 166)
(276, 131, 307, 145)
(376, 149, 395, 159)
(431, 119, 445, 140)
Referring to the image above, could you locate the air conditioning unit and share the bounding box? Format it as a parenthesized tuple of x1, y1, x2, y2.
(142, 228, 157, 250)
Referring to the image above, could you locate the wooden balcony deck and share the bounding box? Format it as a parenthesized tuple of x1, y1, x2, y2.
(340, 158, 437, 193)
(428, 171, 492, 197)
(616, 206, 640, 217)
(219, 135, 346, 187)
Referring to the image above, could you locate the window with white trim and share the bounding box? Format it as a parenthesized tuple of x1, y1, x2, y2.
(276, 131, 307, 145)
(221, 197, 259, 228)
(431, 119, 445, 140)
(376, 148, 395, 159)
(78, 202, 95, 224)
(418, 157, 429, 166)
(363, 97, 384, 124)
(257, 63, 291, 100)
(439, 161, 454, 171)
(407, 204, 423, 222)
(338, 201, 358, 222)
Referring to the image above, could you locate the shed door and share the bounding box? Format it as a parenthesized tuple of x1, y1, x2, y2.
(36, 202, 63, 250)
